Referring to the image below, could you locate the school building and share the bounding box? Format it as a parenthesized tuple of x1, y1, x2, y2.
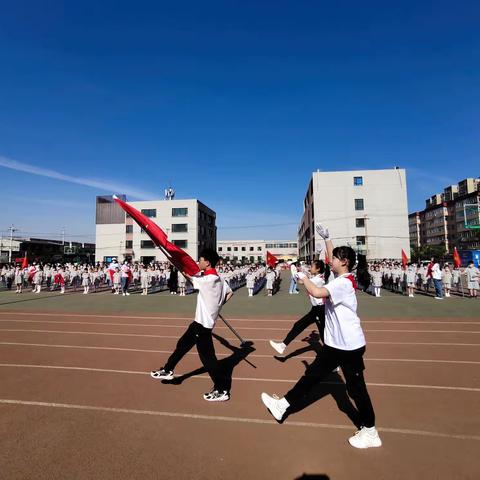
(216, 240, 298, 264)
(408, 177, 480, 253)
(298, 168, 410, 261)
(95, 195, 216, 263)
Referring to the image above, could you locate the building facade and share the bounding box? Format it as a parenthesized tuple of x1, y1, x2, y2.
(408, 178, 480, 253)
(216, 240, 298, 264)
(95, 195, 216, 263)
(298, 168, 410, 261)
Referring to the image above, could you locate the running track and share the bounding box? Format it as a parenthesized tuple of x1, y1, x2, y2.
(0, 311, 479, 479)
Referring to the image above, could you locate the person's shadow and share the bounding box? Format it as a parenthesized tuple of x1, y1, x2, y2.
(162, 333, 256, 392)
(274, 331, 322, 364)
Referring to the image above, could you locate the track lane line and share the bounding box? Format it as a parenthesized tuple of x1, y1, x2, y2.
(1, 363, 479, 392)
(0, 398, 479, 441)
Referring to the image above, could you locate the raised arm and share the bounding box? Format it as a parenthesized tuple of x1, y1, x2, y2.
(316, 223, 333, 264)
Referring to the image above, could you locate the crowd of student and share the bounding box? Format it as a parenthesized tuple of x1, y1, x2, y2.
(367, 259, 479, 299)
(0, 259, 282, 297)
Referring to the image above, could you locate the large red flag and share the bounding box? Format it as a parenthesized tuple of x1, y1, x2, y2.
(453, 247, 461, 268)
(113, 196, 200, 276)
(266, 251, 278, 267)
(21, 254, 28, 269)
(401, 249, 408, 267)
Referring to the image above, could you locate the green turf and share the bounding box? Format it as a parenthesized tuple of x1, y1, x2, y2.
(0, 273, 478, 318)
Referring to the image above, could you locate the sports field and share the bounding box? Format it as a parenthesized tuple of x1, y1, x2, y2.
(0, 280, 479, 479)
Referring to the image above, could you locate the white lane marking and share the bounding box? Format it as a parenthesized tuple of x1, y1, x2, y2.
(0, 398, 478, 441)
(1, 363, 479, 392)
(0, 343, 479, 365)
(0, 311, 478, 325)
(0, 320, 478, 334)
(1, 330, 479, 346)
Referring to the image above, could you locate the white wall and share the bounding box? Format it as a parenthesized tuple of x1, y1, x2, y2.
(312, 169, 410, 259)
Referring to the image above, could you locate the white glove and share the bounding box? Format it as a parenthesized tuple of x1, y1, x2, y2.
(295, 272, 307, 280)
(315, 223, 330, 240)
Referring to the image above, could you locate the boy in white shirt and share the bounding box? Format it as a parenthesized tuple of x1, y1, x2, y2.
(261, 225, 381, 449)
(151, 249, 234, 402)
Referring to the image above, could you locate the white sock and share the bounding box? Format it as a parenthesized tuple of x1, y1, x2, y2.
(278, 397, 290, 409)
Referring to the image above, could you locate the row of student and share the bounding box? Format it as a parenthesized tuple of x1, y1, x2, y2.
(369, 261, 479, 298)
(150, 224, 382, 450)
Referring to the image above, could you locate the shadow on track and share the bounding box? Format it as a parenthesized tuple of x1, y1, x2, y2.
(162, 333, 256, 392)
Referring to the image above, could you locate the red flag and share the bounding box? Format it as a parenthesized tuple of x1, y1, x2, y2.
(266, 251, 278, 267)
(21, 254, 28, 269)
(324, 252, 330, 265)
(113, 195, 200, 276)
(453, 247, 461, 268)
(401, 249, 408, 267)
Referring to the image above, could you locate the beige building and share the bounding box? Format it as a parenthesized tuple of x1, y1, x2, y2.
(217, 240, 298, 264)
(408, 177, 480, 253)
(299, 168, 410, 261)
(95, 195, 216, 263)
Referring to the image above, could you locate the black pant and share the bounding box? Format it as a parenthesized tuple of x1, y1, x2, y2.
(164, 322, 227, 392)
(285, 344, 376, 428)
(283, 305, 325, 345)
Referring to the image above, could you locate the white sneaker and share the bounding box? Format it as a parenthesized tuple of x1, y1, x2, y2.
(150, 368, 174, 380)
(348, 426, 382, 449)
(269, 340, 286, 355)
(261, 393, 289, 421)
(409, 294, 414, 298)
(434, 297, 443, 300)
(125, 292, 130, 296)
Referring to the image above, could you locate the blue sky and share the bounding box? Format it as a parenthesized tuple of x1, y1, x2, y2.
(0, 0, 478, 242)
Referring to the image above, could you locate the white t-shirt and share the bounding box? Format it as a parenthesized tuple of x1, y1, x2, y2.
(309, 274, 326, 306)
(191, 271, 232, 329)
(432, 263, 442, 280)
(324, 274, 366, 351)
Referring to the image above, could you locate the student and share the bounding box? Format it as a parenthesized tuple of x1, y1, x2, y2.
(266, 267, 275, 296)
(151, 249, 234, 402)
(406, 263, 416, 297)
(177, 270, 187, 296)
(371, 265, 383, 297)
(113, 268, 121, 295)
(431, 258, 443, 299)
(261, 224, 381, 449)
(269, 260, 329, 355)
(289, 262, 299, 294)
(14, 266, 24, 294)
(82, 269, 91, 294)
(140, 266, 151, 295)
(466, 261, 479, 298)
(246, 270, 255, 297)
(442, 264, 452, 298)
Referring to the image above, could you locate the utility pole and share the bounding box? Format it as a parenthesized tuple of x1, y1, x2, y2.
(62, 227, 65, 246)
(8, 224, 18, 263)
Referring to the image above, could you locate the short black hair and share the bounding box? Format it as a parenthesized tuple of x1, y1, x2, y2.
(199, 248, 220, 268)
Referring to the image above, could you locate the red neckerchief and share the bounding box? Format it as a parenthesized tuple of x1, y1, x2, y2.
(344, 273, 357, 290)
(203, 268, 218, 276)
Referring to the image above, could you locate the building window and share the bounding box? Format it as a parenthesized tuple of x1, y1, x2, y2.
(354, 176, 363, 186)
(141, 209, 157, 218)
(125, 240, 133, 249)
(126, 225, 133, 233)
(172, 240, 188, 248)
(241, 247, 246, 251)
(249, 246, 254, 251)
(257, 256, 262, 262)
(141, 240, 155, 249)
(218, 247, 223, 252)
(257, 246, 262, 251)
(171, 223, 188, 233)
(356, 236, 366, 245)
(234, 247, 238, 251)
(172, 208, 188, 217)
(355, 199, 364, 211)
(356, 218, 365, 228)
(227, 247, 231, 252)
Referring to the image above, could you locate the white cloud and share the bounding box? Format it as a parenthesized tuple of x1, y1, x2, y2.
(0, 155, 156, 200)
